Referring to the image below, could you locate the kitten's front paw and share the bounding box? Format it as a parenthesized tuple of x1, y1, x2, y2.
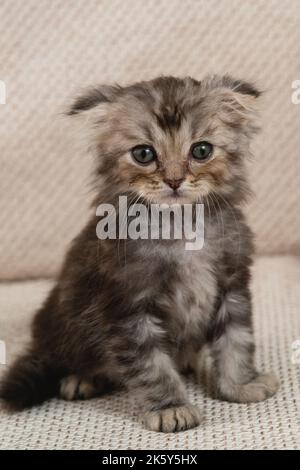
(60, 375, 96, 400)
(143, 404, 202, 433)
(220, 372, 280, 403)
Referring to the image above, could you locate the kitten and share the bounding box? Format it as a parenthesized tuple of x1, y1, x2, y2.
(0, 75, 279, 432)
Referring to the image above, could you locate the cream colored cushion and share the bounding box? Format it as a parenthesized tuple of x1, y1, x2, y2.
(0, 0, 300, 279)
(0, 256, 299, 450)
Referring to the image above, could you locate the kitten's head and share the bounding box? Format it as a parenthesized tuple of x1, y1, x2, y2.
(69, 75, 260, 206)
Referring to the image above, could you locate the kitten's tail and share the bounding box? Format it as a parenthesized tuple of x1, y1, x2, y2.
(0, 352, 62, 410)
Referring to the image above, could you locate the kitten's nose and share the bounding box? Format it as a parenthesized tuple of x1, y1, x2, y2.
(163, 177, 184, 191)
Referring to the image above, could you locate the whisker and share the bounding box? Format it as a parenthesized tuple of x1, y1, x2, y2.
(213, 191, 242, 273)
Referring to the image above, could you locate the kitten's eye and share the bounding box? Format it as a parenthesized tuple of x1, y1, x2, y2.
(131, 145, 157, 165)
(191, 141, 213, 161)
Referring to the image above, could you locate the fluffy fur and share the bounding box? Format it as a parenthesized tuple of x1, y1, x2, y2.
(0, 75, 279, 432)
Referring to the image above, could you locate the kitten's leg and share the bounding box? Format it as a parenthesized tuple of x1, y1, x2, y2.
(131, 349, 202, 432)
(210, 291, 279, 402)
(114, 321, 202, 432)
(60, 374, 116, 400)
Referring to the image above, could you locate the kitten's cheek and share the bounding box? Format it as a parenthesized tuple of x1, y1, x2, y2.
(188, 154, 216, 175)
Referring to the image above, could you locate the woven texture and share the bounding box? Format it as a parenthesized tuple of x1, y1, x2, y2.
(0, 0, 300, 279)
(0, 256, 299, 450)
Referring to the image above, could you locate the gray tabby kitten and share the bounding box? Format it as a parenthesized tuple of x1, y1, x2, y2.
(0, 76, 279, 432)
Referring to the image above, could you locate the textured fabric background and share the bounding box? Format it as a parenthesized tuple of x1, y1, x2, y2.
(0, 257, 299, 449)
(0, 0, 300, 279)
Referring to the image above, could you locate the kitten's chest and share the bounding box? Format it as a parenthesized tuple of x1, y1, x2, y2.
(158, 246, 217, 341)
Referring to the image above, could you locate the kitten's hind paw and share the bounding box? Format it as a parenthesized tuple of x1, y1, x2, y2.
(60, 375, 97, 401)
(142, 404, 203, 433)
(219, 372, 280, 403)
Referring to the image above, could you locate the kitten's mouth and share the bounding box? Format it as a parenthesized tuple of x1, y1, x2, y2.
(154, 188, 193, 205)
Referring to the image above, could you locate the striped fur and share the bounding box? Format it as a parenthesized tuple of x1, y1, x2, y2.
(0, 76, 279, 432)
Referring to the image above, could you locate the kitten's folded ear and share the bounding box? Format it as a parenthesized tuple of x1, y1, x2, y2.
(206, 74, 262, 101)
(65, 85, 122, 153)
(219, 75, 261, 99)
(67, 84, 121, 115)
(205, 75, 262, 133)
